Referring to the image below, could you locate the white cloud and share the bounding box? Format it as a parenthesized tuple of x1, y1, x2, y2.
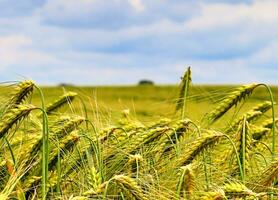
(0, 0, 278, 85)
(186, 0, 278, 31)
(0, 35, 58, 68)
(127, 0, 145, 12)
(0, 35, 31, 48)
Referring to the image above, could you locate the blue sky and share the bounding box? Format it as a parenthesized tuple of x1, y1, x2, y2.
(0, 0, 277, 85)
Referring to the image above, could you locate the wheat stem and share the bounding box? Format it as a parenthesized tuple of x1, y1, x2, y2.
(258, 84, 276, 159)
(34, 85, 49, 200)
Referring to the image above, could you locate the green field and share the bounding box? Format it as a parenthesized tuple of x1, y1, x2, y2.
(0, 80, 278, 199)
(32, 84, 278, 125)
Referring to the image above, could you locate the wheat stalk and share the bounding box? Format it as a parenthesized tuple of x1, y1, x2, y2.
(226, 118, 252, 181)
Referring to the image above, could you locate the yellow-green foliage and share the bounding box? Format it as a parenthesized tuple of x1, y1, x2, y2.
(0, 75, 277, 200)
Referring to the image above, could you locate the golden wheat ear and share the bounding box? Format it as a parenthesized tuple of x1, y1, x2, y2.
(224, 182, 260, 198)
(127, 154, 143, 178)
(48, 131, 80, 171)
(51, 115, 85, 139)
(172, 132, 224, 168)
(8, 80, 35, 107)
(176, 66, 192, 118)
(251, 159, 278, 192)
(176, 164, 195, 199)
(85, 166, 103, 195)
(45, 92, 77, 115)
(0, 104, 35, 139)
(226, 111, 262, 133)
(206, 83, 258, 124)
(112, 175, 148, 200)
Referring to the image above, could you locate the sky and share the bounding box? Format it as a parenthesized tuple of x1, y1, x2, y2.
(0, 0, 278, 85)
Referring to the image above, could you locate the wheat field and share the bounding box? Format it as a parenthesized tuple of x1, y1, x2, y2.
(0, 68, 277, 199)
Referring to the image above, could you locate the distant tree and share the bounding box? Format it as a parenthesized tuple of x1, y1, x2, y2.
(58, 83, 74, 87)
(138, 79, 154, 85)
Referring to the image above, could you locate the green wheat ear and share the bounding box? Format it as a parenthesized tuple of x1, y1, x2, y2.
(167, 132, 224, 170)
(206, 83, 258, 124)
(224, 182, 258, 198)
(48, 131, 80, 171)
(8, 80, 35, 107)
(45, 92, 77, 115)
(176, 66, 192, 118)
(0, 104, 35, 139)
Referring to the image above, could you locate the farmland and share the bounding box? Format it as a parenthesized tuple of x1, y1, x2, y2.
(0, 73, 278, 199)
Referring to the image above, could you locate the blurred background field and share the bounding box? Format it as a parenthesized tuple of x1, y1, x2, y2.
(8, 84, 276, 128)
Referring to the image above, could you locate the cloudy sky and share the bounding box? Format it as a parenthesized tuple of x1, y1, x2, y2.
(0, 0, 277, 85)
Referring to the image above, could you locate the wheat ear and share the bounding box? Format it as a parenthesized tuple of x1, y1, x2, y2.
(0, 104, 35, 139)
(176, 66, 192, 118)
(48, 131, 80, 171)
(45, 92, 77, 115)
(167, 132, 223, 170)
(86, 166, 103, 195)
(226, 111, 262, 133)
(206, 83, 258, 123)
(112, 175, 148, 200)
(251, 159, 278, 192)
(176, 164, 195, 199)
(128, 154, 143, 178)
(224, 182, 257, 198)
(8, 80, 35, 107)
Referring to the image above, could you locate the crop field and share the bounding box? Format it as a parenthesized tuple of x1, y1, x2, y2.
(0, 68, 278, 199)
